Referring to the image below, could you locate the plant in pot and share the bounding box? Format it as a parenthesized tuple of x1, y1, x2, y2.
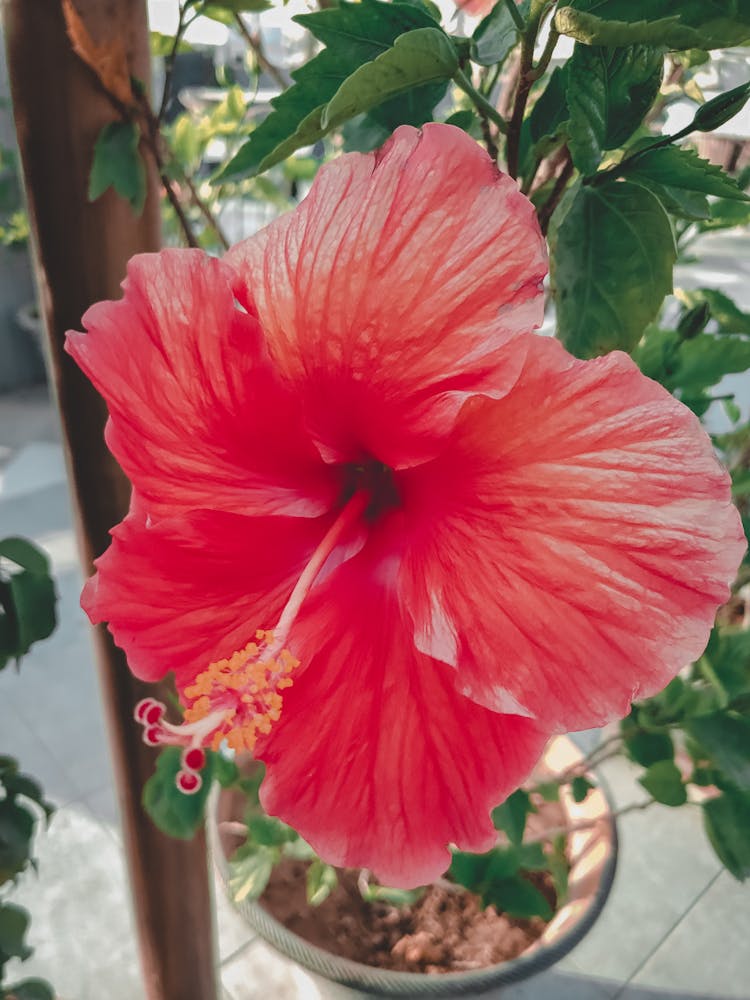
(60, 0, 750, 993)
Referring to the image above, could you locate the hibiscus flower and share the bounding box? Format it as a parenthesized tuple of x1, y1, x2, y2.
(67, 123, 744, 888)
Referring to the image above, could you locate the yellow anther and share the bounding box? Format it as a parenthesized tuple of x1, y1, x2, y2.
(183, 633, 299, 753)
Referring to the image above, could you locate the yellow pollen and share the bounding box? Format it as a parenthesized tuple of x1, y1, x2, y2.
(183, 630, 300, 752)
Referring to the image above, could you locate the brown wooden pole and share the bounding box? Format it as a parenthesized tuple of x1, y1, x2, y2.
(3, 2, 218, 998)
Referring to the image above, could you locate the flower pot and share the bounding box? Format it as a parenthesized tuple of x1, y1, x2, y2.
(211, 737, 617, 997)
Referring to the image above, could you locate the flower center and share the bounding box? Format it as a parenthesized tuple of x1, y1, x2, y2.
(344, 459, 400, 520)
(133, 490, 370, 793)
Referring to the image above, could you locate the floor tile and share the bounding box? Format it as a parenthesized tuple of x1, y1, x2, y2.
(622, 871, 750, 1000)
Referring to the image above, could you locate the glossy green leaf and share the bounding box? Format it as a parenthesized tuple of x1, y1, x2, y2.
(306, 859, 338, 906)
(472, 1, 520, 66)
(627, 145, 748, 222)
(688, 714, 750, 792)
(639, 760, 687, 806)
(228, 843, 275, 903)
(483, 874, 554, 920)
(88, 121, 146, 215)
(142, 746, 213, 840)
(566, 44, 664, 176)
(341, 114, 393, 153)
(217, 0, 443, 180)
(551, 180, 675, 357)
(556, 1, 750, 50)
(246, 813, 298, 847)
(703, 791, 750, 880)
(491, 788, 533, 846)
(322, 29, 457, 130)
(633, 326, 750, 397)
(0, 561, 57, 667)
(528, 65, 569, 146)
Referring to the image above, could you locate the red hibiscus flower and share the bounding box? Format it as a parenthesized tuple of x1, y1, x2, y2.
(67, 124, 745, 888)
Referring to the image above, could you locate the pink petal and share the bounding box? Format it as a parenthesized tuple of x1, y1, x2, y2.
(83, 505, 330, 688)
(228, 124, 546, 468)
(66, 249, 337, 519)
(398, 334, 746, 730)
(257, 539, 548, 888)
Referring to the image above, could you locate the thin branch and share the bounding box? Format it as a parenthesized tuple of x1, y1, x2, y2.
(538, 149, 574, 234)
(158, 2, 194, 125)
(177, 167, 231, 250)
(233, 13, 290, 91)
(479, 111, 500, 162)
(523, 798, 657, 846)
(454, 69, 508, 135)
(504, 0, 526, 32)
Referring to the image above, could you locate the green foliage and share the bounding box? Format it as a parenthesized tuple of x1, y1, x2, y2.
(88, 121, 147, 215)
(228, 843, 276, 903)
(555, 1, 750, 50)
(450, 846, 554, 919)
(472, 2, 521, 67)
(625, 146, 749, 221)
(217, 0, 451, 180)
(638, 760, 687, 806)
(491, 788, 533, 845)
(703, 792, 750, 881)
(571, 775, 595, 803)
(142, 746, 215, 840)
(0, 903, 32, 969)
(1, 979, 55, 1000)
(551, 179, 675, 357)
(306, 860, 338, 906)
(566, 44, 664, 176)
(321, 29, 458, 131)
(692, 82, 750, 134)
(688, 714, 750, 792)
(0, 539, 57, 671)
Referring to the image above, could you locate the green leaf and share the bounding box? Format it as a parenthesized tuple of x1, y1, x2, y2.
(228, 843, 275, 903)
(198, 0, 272, 20)
(0, 538, 49, 575)
(571, 775, 595, 803)
(535, 781, 561, 803)
(693, 82, 750, 133)
(0, 902, 32, 965)
(491, 789, 532, 846)
(703, 791, 750, 880)
(623, 728, 675, 767)
(246, 813, 298, 847)
(2, 979, 55, 1000)
(341, 114, 393, 153)
(566, 44, 664, 176)
(699, 197, 750, 233)
(217, 0, 444, 180)
(471, 1, 520, 67)
(149, 31, 192, 56)
(627, 146, 749, 221)
(321, 29, 457, 131)
(551, 179, 675, 357)
(306, 859, 338, 906)
(0, 570, 57, 662)
(528, 65, 569, 146)
(483, 874, 553, 920)
(634, 327, 750, 398)
(142, 746, 213, 840)
(212, 752, 239, 790)
(3, 771, 54, 822)
(688, 714, 750, 792)
(556, 1, 750, 50)
(638, 760, 687, 806)
(88, 121, 146, 215)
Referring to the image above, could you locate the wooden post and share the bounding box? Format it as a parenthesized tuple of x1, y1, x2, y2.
(3, 2, 219, 998)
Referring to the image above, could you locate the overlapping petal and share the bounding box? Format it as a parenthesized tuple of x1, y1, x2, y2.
(84, 505, 331, 687)
(398, 335, 746, 729)
(66, 249, 338, 519)
(227, 124, 547, 468)
(257, 539, 548, 888)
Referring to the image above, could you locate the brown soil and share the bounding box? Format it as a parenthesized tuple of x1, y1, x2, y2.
(259, 862, 557, 974)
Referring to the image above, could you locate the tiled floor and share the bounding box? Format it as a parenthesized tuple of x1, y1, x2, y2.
(2, 231, 750, 999)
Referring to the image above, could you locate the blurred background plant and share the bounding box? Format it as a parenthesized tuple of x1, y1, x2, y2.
(0, 538, 57, 1000)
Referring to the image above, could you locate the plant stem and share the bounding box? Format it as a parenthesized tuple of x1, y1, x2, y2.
(504, 0, 526, 32)
(158, 2, 195, 125)
(454, 69, 508, 135)
(537, 149, 574, 234)
(233, 13, 290, 91)
(523, 797, 656, 845)
(177, 167, 231, 250)
(534, 25, 559, 79)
